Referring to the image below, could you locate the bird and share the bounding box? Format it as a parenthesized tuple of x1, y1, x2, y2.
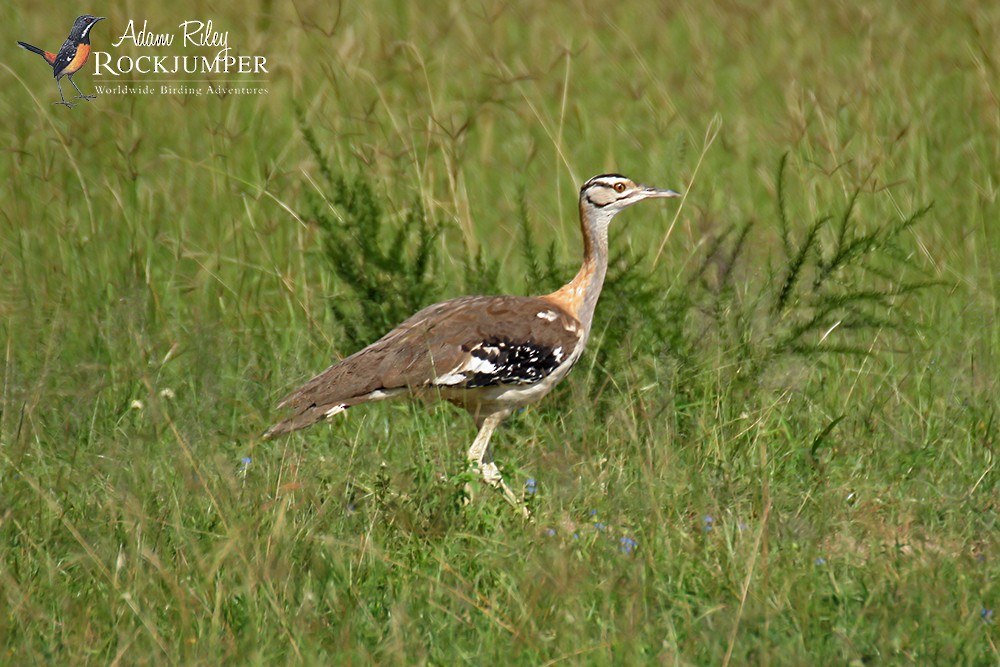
(265, 174, 681, 515)
(17, 15, 105, 108)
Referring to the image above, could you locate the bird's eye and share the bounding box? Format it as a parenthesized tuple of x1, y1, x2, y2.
(613, 183, 626, 193)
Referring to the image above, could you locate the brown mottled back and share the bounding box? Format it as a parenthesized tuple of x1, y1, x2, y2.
(265, 295, 582, 437)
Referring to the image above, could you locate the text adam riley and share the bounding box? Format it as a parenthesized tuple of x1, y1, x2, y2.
(92, 19, 268, 76)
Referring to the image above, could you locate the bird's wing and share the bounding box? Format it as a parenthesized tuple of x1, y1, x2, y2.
(265, 295, 583, 436)
(51, 40, 77, 75)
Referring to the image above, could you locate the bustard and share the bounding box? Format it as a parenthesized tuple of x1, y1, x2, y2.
(265, 174, 681, 515)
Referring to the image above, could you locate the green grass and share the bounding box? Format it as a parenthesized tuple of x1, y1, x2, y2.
(2, 0, 998, 663)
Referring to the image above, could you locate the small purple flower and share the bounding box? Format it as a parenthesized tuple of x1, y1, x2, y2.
(815, 557, 827, 566)
(702, 515, 713, 532)
(239, 456, 252, 472)
(594, 522, 606, 531)
(982, 608, 994, 624)
(619, 536, 638, 554)
(525, 478, 537, 495)
(572, 533, 579, 540)
(589, 509, 598, 516)
(545, 527, 556, 537)
(738, 521, 748, 532)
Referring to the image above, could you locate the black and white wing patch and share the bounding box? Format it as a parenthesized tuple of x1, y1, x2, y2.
(450, 337, 568, 388)
(424, 298, 584, 390)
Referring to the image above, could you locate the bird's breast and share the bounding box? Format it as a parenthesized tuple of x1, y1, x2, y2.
(63, 43, 91, 76)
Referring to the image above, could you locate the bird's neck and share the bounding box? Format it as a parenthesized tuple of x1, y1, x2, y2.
(543, 200, 611, 338)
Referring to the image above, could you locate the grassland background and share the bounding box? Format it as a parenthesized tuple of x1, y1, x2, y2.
(2, 0, 998, 664)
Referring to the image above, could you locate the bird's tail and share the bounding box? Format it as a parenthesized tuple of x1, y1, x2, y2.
(17, 41, 57, 66)
(263, 399, 359, 440)
(263, 388, 405, 440)
(17, 41, 46, 57)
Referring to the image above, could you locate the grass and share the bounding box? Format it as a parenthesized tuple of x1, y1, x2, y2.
(2, 0, 998, 663)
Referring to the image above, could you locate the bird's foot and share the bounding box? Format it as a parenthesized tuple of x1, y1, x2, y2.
(53, 101, 76, 108)
(73, 95, 97, 100)
(480, 461, 532, 520)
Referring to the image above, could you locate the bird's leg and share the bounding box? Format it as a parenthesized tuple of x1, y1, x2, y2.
(53, 79, 75, 107)
(466, 412, 530, 519)
(464, 412, 499, 503)
(69, 75, 96, 100)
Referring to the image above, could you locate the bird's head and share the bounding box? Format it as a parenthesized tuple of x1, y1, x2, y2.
(579, 174, 681, 215)
(72, 15, 106, 41)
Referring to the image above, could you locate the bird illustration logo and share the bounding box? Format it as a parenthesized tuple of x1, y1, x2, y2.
(17, 15, 105, 108)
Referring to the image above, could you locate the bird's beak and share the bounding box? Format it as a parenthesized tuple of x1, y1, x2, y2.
(641, 186, 682, 199)
(96, 17, 107, 21)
